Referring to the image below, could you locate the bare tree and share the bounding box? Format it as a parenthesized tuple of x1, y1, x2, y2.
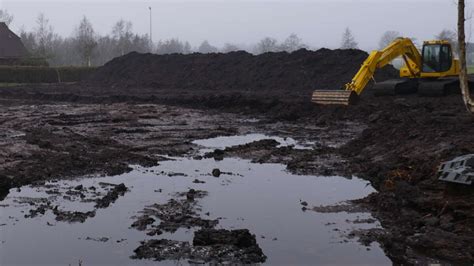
(340, 27, 358, 49)
(436, 29, 458, 53)
(457, 0, 474, 112)
(20, 30, 36, 55)
(255, 37, 279, 54)
(280, 33, 307, 52)
(51, 37, 81, 66)
(34, 13, 56, 59)
(112, 19, 133, 56)
(437, 29, 457, 42)
(0, 9, 13, 26)
(184, 41, 192, 54)
(156, 38, 190, 54)
(131, 34, 152, 54)
(94, 36, 116, 65)
(75, 16, 96, 66)
(379, 30, 401, 49)
(221, 43, 240, 53)
(198, 40, 218, 54)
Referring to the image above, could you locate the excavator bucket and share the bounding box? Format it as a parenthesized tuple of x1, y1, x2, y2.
(311, 90, 358, 105)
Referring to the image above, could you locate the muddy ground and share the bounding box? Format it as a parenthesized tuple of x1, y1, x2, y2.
(1, 49, 474, 264)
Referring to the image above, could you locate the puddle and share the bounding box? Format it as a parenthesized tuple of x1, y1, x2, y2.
(193, 133, 314, 150)
(0, 135, 391, 265)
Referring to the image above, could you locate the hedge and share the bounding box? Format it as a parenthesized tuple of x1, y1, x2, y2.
(0, 66, 97, 83)
(0, 57, 49, 67)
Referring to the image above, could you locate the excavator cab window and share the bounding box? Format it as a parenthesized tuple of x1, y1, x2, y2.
(422, 44, 452, 73)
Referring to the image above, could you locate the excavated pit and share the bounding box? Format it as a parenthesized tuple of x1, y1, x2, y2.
(0, 48, 473, 264)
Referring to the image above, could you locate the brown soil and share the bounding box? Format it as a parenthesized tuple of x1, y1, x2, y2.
(0, 49, 473, 264)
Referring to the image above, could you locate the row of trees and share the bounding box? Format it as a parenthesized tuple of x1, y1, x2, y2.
(1, 7, 472, 112)
(154, 33, 309, 55)
(0, 9, 468, 67)
(17, 14, 151, 66)
(2, 11, 312, 66)
(340, 27, 458, 51)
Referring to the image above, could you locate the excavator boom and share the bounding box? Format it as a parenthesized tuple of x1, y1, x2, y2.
(312, 38, 423, 105)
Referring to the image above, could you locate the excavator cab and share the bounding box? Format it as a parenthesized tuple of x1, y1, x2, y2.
(419, 41, 459, 78)
(398, 41, 455, 77)
(421, 43, 453, 73)
(410, 41, 460, 96)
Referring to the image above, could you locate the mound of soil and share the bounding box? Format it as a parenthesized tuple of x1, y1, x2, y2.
(86, 49, 398, 94)
(0, 48, 399, 122)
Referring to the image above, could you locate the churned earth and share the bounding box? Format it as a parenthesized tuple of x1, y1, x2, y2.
(0, 48, 473, 264)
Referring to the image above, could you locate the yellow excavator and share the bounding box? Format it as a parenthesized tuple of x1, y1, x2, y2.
(312, 38, 460, 105)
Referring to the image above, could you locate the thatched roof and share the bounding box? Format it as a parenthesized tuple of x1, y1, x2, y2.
(0, 22, 29, 58)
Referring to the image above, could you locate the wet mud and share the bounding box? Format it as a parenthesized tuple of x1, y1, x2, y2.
(131, 188, 266, 264)
(1, 48, 473, 264)
(131, 189, 218, 234)
(133, 228, 266, 264)
(10, 182, 129, 223)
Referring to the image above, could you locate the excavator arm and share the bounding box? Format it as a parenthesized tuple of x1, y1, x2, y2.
(345, 38, 422, 94)
(312, 38, 422, 105)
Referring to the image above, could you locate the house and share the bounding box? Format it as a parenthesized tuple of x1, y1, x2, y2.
(0, 22, 29, 59)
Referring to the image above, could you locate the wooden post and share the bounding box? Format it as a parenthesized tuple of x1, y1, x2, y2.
(458, 0, 474, 113)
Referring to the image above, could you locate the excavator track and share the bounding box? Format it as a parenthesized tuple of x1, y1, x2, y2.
(373, 79, 419, 96)
(311, 90, 358, 105)
(417, 78, 460, 96)
(374, 78, 468, 97)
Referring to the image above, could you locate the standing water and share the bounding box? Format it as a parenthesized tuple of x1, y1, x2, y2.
(0, 135, 390, 265)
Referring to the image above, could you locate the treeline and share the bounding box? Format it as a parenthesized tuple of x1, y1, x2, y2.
(340, 27, 474, 64)
(19, 14, 151, 67)
(5, 9, 472, 67)
(12, 12, 310, 67)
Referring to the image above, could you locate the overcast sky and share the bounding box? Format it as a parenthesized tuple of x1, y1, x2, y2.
(0, 0, 465, 51)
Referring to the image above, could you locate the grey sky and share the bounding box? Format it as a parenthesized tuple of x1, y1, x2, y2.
(0, 0, 462, 51)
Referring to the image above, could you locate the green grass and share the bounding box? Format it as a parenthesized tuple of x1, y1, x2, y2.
(468, 65, 474, 74)
(0, 83, 23, 87)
